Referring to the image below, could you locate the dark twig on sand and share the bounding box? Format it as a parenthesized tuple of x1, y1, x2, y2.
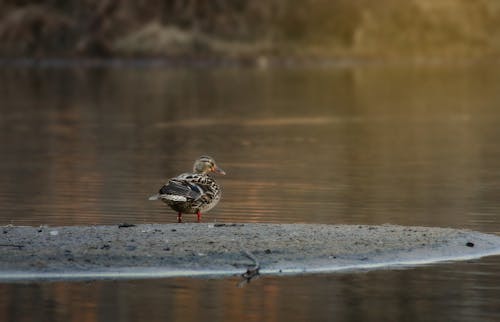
(238, 246, 260, 286)
(118, 223, 136, 228)
(214, 223, 244, 227)
(0, 244, 24, 249)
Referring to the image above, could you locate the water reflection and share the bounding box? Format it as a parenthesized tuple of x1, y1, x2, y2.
(1, 256, 500, 322)
(1, 63, 500, 321)
(2, 64, 499, 229)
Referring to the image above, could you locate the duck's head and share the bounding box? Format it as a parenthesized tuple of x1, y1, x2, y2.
(193, 156, 226, 175)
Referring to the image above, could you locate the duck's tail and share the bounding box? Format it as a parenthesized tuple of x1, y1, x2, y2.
(148, 194, 160, 201)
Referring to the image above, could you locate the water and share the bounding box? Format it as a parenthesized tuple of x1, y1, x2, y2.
(1, 62, 500, 321)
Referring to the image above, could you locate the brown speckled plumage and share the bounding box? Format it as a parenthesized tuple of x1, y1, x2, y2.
(149, 156, 225, 222)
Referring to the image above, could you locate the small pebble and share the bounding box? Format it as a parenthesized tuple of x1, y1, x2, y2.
(466, 242, 474, 247)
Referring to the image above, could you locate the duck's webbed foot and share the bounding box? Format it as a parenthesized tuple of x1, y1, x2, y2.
(196, 211, 202, 223)
(177, 212, 183, 223)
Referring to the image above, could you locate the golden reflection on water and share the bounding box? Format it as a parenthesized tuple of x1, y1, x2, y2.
(1, 65, 500, 230)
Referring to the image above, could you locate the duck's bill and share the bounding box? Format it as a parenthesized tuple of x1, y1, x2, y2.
(213, 166, 226, 175)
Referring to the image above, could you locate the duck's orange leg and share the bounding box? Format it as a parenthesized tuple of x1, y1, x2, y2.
(196, 211, 202, 223)
(177, 212, 183, 223)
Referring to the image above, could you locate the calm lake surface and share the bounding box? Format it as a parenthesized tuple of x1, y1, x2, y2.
(1, 61, 500, 321)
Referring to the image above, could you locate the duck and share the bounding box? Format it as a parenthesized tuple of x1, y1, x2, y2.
(149, 156, 225, 223)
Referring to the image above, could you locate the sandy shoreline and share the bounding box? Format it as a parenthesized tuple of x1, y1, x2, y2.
(1, 223, 500, 281)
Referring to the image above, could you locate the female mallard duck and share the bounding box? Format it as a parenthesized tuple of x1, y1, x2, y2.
(149, 156, 225, 223)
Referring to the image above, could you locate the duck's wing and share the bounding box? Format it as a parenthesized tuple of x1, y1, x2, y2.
(154, 177, 204, 202)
